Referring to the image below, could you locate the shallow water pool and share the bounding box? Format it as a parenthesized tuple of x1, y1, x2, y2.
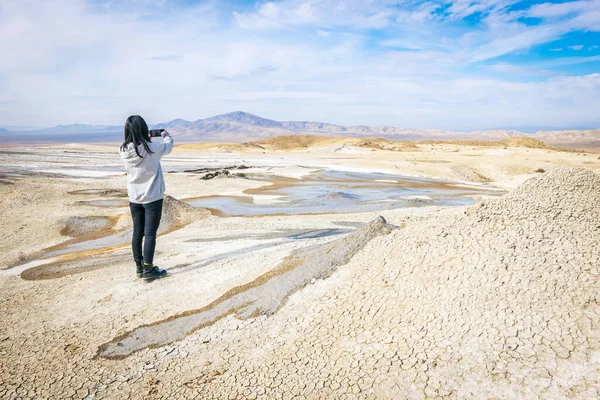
(186, 170, 502, 216)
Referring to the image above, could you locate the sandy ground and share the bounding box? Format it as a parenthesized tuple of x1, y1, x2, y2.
(0, 140, 599, 399)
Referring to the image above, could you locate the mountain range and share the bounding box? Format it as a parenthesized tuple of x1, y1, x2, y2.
(2, 111, 599, 148)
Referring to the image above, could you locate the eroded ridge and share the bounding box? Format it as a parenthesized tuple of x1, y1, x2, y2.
(97, 216, 393, 359)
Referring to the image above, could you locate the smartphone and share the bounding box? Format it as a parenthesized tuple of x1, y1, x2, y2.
(149, 129, 164, 137)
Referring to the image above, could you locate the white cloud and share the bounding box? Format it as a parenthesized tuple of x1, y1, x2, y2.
(445, 0, 518, 19)
(0, 0, 599, 130)
(528, 0, 597, 19)
(378, 39, 423, 50)
(528, 0, 600, 32)
(569, 45, 584, 50)
(467, 23, 570, 62)
(234, 0, 436, 30)
(486, 62, 555, 76)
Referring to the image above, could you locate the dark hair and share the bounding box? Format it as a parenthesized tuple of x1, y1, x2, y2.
(120, 115, 154, 157)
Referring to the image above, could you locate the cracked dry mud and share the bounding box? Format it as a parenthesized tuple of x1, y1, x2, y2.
(97, 216, 393, 359)
(1, 168, 599, 399)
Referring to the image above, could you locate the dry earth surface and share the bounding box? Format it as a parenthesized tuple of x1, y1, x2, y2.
(1, 137, 599, 399)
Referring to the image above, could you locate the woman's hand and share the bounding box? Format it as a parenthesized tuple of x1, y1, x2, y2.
(161, 130, 171, 138)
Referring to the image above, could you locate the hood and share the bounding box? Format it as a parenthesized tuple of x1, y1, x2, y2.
(120, 142, 147, 167)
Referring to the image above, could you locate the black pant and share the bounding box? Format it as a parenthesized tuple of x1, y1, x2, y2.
(129, 199, 163, 265)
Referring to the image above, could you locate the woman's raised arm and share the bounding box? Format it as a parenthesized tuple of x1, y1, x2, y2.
(159, 130, 174, 157)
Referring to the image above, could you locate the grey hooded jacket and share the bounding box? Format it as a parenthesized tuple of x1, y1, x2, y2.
(119, 135, 174, 204)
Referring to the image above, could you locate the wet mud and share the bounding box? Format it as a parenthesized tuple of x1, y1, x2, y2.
(186, 170, 502, 216)
(21, 252, 127, 280)
(3, 215, 122, 270)
(97, 216, 393, 359)
(18, 196, 210, 279)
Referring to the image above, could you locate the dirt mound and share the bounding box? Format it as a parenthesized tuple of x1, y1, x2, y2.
(320, 191, 359, 201)
(160, 195, 211, 233)
(354, 138, 418, 151)
(178, 142, 266, 152)
(250, 135, 343, 150)
(470, 167, 600, 222)
(248, 135, 420, 152)
(156, 168, 599, 398)
(451, 165, 490, 182)
(180, 134, 555, 153)
(499, 137, 552, 149)
(339, 167, 600, 398)
(59, 216, 112, 237)
(420, 137, 559, 150)
(178, 134, 576, 153)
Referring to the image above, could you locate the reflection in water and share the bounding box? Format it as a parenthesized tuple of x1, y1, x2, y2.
(186, 170, 503, 216)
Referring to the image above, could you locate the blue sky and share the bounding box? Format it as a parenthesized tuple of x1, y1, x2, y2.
(0, 0, 599, 130)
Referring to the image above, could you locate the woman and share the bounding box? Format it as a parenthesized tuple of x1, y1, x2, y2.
(119, 115, 174, 279)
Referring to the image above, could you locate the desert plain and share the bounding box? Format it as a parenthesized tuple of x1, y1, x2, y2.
(1, 135, 599, 399)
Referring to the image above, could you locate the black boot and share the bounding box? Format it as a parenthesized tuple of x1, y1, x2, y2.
(135, 261, 144, 278)
(142, 263, 167, 280)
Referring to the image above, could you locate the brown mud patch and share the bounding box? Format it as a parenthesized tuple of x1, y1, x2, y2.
(20, 222, 191, 280)
(18, 196, 210, 278)
(21, 252, 127, 280)
(43, 215, 121, 253)
(3, 215, 122, 269)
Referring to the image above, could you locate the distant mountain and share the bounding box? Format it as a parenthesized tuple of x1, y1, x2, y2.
(152, 111, 526, 142)
(154, 111, 288, 141)
(3, 111, 599, 147)
(491, 125, 599, 134)
(532, 129, 600, 149)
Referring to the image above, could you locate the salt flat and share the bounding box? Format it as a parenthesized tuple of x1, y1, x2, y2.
(0, 138, 599, 399)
